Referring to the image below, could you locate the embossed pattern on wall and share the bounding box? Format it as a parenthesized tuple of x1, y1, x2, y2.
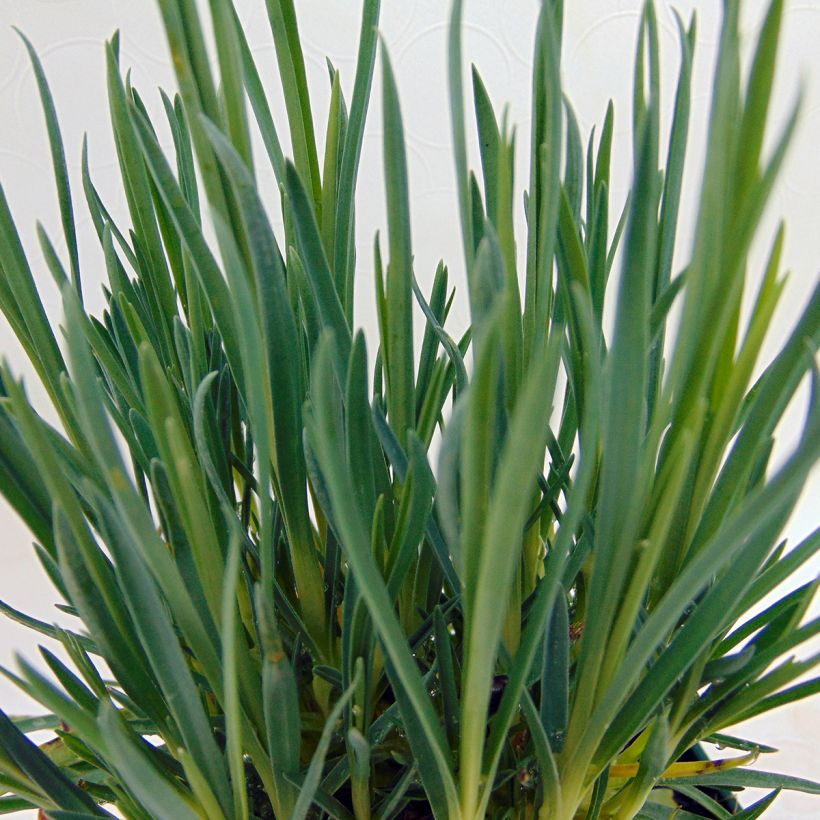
(1, 2, 818, 817)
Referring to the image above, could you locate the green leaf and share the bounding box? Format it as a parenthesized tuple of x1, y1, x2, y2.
(374, 764, 416, 820)
(290, 663, 361, 820)
(648, 9, 692, 427)
(386, 436, 435, 601)
(7, 654, 100, 746)
(97, 705, 200, 820)
(162, 92, 200, 220)
(584, 769, 609, 820)
(523, 0, 562, 364)
(106, 47, 176, 344)
(229, 3, 285, 185)
(264, 0, 322, 214)
(334, 0, 381, 316)
(154, 0, 236, 226)
(459, 309, 501, 605)
(448, 0, 474, 272)
(284, 161, 351, 368)
(725, 675, 820, 727)
(737, 527, 820, 619)
(563, 99, 584, 224)
(45, 813, 115, 820)
(16, 30, 81, 300)
(0, 797, 38, 815)
(705, 734, 777, 755)
(36, 222, 68, 292)
(380, 43, 416, 447)
(616, 714, 670, 815)
(206, 0, 253, 171)
(472, 66, 500, 226)
(0, 710, 102, 815)
(80, 137, 138, 270)
(662, 783, 731, 820)
(735, 0, 784, 202)
(655, 12, 694, 295)
(415, 263, 448, 402)
(6, 714, 62, 735)
(459, 335, 560, 815)
(661, 768, 820, 795)
(371, 401, 460, 592)
(321, 69, 344, 265)
(0, 407, 54, 549)
(733, 790, 780, 818)
(432, 607, 460, 748)
(138, 341, 225, 621)
(0, 184, 68, 415)
(693, 281, 819, 555)
(636, 804, 703, 820)
(345, 331, 379, 526)
(571, 24, 661, 725)
(39, 648, 98, 713)
(221, 536, 248, 820)
(541, 591, 570, 753)
(257, 587, 300, 816)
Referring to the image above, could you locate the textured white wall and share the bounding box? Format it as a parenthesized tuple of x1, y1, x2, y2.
(0, 0, 818, 817)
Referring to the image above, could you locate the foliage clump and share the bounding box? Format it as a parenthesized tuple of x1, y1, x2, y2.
(0, 0, 818, 818)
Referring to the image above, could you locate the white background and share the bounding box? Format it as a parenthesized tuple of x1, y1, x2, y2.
(0, 0, 818, 817)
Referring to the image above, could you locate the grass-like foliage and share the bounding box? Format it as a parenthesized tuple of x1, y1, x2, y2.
(1, 0, 819, 817)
